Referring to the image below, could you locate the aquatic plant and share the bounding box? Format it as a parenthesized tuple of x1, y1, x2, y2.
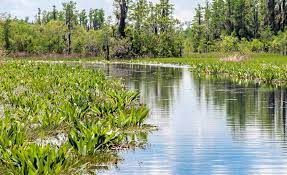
(0, 118, 25, 148)
(68, 120, 122, 156)
(0, 144, 71, 175)
(0, 62, 152, 174)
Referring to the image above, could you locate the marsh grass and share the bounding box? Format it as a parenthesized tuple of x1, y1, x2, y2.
(0, 62, 153, 174)
(129, 53, 287, 87)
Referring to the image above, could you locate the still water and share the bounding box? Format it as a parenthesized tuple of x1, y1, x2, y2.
(94, 63, 287, 175)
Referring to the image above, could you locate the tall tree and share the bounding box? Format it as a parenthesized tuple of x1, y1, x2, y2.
(37, 8, 42, 25)
(233, 0, 248, 38)
(3, 18, 11, 51)
(63, 1, 77, 54)
(210, 0, 225, 39)
(79, 10, 88, 29)
(130, 0, 149, 54)
(204, 1, 212, 49)
(265, 0, 276, 32)
(276, 0, 287, 31)
(52, 5, 57, 20)
(195, 4, 203, 26)
(158, 0, 173, 32)
(92, 9, 105, 30)
(225, 0, 234, 35)
(114, 0, 130, 38)
(248, 0, 260, 38)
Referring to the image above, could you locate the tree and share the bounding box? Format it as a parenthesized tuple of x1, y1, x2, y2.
(265, 0, 276, 32)
(130, 0, 149, 54)
(79, 10, 88, 29)
(3, 17, 11, 51)
(247, 0, 260, 38)
(36, 8, 42, 25)
(63, 1, 77, 54)
(189, 4, 205, 53)
(44, 21, 66, 53)
(225, 0, 234, 35)
(114, 0, 130, 38)
(204, 1, 212, 41)
(52, 5, 57, 20)
(233, 0, 249, 39)
(210, 0, 225, 39)
(90, 9, 105, 30)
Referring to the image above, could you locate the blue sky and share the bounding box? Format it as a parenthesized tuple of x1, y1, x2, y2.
(0, 0, 204, 22)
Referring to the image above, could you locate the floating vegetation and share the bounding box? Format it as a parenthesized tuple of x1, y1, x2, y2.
(0, 62, 153, 174)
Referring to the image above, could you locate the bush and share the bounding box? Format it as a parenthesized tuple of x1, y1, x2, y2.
(238, 38, 251, 54)
(110, 38, 132, 59)
(220, 36, 239, 52)
(249, 39, 264, 52)
(271, 30, 287, 55)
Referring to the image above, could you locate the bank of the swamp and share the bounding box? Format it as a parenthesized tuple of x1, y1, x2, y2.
(126, 53, 287, 87)
(3, 53, 287, 87)
(0, 62, 155, 175)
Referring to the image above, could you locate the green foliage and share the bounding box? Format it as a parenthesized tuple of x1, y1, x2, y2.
(220, 36, 239, 52)
(271, 30, 287, 55)
(185, 0, 287, 55)
(42, 21, 66, 53)
(0, 118, 25, 149)
(0, 0, 182, 58)
(249, 39, 264, 52)
(0, 62, 152, 174)
(0, 144, 71, 175)
(68, 121, 121, 156)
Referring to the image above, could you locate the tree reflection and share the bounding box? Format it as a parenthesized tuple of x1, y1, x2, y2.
(193, 76, 287, 142)
(96, 64, 184, 118)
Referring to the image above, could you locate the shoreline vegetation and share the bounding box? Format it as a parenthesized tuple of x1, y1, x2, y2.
(131, 55, 287, 88)
(2, 52, 287, 87)
(0, 62, 155, 174)
(1, 0, 287, 60)
(1, 0, 287, 88)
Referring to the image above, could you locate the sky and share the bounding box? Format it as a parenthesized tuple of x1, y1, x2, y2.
(0, 0, 204, 22)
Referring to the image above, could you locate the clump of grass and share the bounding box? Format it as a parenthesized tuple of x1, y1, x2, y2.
(0, 62, 153, 174)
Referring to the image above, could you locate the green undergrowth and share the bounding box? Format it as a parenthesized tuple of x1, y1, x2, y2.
(0, 62, 153, 174)
(0, 56, 104, 62)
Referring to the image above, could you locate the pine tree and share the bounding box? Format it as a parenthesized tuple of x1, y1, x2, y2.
(63, 1, 77, 54)
(210, 0, 225, 39)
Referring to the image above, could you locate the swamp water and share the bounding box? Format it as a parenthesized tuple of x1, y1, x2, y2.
(91, 63, 287, 175)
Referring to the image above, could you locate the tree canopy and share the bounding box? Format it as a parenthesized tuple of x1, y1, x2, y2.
(0, 0, 287, 58)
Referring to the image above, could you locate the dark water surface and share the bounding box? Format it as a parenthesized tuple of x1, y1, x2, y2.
(93, 63, 287, 175)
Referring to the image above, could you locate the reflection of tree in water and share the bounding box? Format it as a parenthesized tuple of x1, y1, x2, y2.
(97, 64, 183, 117)
(193, 76, 287, 141)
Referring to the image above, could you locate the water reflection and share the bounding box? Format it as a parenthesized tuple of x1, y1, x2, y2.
(93, 63, 287, 175)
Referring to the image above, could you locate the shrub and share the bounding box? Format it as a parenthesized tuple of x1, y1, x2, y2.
(250, 39, 264, 52)
(220, 36, 239, 52)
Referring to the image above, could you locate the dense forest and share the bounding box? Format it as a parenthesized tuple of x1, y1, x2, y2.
(0, 0, 286, 58)
(0, 0, 182, 58)
(187, 0, 287, 55)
